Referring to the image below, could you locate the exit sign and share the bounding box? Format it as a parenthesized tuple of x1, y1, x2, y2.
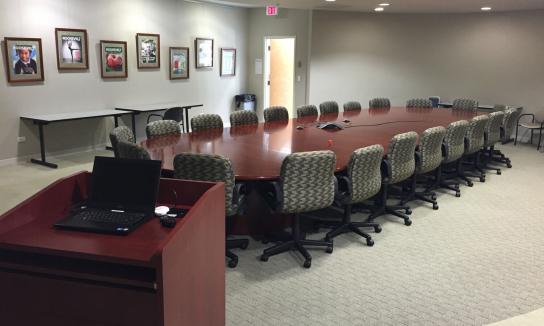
(266, 5, 279, 16)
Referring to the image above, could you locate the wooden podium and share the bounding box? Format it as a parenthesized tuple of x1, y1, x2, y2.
(0, 172, 225, 326)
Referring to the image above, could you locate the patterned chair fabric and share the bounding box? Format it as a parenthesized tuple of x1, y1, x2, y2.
(191, 114, 224, 132)
(109, 126, 135, 158)
(386, 132, 418, 184)
(493, 104, 508, 111)
(484, 111, 505, 147)
(343, 101, 362, 112)
(442, 120, 469, 163)
(296, 104, 318, 118)
(452, 98, 478, 111)
(502, 108, 520, 142)
(230, 110, 258, 126)
(369, 98, 391, 109)
(146, 120, 182, 138)
(346, 145, 384, 204)
(406, 98, 433, 108)
(117, 141, 151, 160)
(418, 126, 447, 174)
(280, 150, 336, 214)
(264, 106, 289, 122)
(465, 115, 489, 154)
(173, 153, 237, 216)
(319, 101, 339, 115)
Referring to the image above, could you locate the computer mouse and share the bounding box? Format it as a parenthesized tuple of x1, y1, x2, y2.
(160, 215, 176, 228)
(343, 119, 351, 123)
(155, 206, 169, 216)
(296, 125, 304, 130)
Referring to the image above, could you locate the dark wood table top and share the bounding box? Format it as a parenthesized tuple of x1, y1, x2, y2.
(143, 107, 483, 180)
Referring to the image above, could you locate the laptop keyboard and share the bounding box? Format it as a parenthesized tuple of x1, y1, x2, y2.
(75, 209, 145, 226)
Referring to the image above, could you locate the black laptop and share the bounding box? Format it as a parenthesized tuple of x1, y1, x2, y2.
(55, 156, 162, 235)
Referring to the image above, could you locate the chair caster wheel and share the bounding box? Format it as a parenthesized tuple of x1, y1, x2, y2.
(433, 204, 439, 210)
(468, 181, 474, 187)
(374, 225, 382, 233)
(507, 164, 512, 168)
(431, 194, 437, 201)
(404, 219, 412, 226)
(405, 208, 412, 215)
(366, 239, 374, 247)
(325, 246, 333, 254)
(260, 255, 269, 262)
(480, 176, 486, 182)
(228, 259, 238, 268)
(455, 192, 461, 197)
(240, 242, 249, 250)
(303, 260, 312, 268)
(497, 170, 501, 175)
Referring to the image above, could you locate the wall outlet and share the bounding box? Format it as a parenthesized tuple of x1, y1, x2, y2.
(17, 136, 26, 143)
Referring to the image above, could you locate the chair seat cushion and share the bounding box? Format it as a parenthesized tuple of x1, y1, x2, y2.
(520, 122, 543, 129)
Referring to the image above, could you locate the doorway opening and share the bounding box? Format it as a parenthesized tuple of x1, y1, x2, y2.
(263, 37, 295, 117)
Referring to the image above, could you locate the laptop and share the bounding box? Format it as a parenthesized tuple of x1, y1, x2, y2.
(55, 156, 162, 235)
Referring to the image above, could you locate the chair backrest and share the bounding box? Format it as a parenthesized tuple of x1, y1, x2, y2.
(502, 108, 521, 142)
(418, 126, 447, 174)
(296, 104, 318, 118)
(406, 98, 432, 108)
(109, 126, 135, 158)
(484, 111, 505, 147)
(163, 107, 184, 122)
(264, 106, 289, 122)
(343, 101, 362, 112)
(347, 145, 384, 204)
(443, 120, 469, 163)
(117, 141, 151, 160)
(452, 98, 478, 111)
(319, 101, 339, 115)
(230, 110, 258, 126)
(465, 115, 489, 154)
(280, 150, 336, 214)
(173, 153, 236, 216)
(191, 113, 224, 132)
(369, 98, 391, 109)
(386, 131, 418, 184)
(429, 96, 440, 108)
(493, 104, 507, 111)
(146, 120, 182, 138)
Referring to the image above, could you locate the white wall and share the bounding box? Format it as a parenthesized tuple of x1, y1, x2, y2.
(309, 10, 544, 116)
(0, 0, 248, 162)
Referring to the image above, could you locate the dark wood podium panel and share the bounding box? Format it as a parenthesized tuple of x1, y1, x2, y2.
(0, 172, 226, 326)
(143, 107, 482, 180)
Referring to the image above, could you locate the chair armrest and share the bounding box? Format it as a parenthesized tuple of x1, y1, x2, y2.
(380, 158, 392, 183)
(441, 142, 448, 159)
(415, 151, 422, 169)
(261, 181, 283, 213)
(518, 113, 535, 125)
(147, 113, 164, 124)
(335, 175, 350, 201)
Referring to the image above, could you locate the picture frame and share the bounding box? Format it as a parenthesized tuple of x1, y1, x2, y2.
(3, 37, 44, 83)
(220, 48, 236, 77)
(195, 38, 213, 69)
(169, 47, 189, 80)
(136, 33, 160, 69)
(55, 28, 89, 70)
(100, 40, 127, 79)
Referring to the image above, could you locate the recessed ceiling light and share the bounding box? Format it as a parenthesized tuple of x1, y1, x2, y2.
(374, 7, 384, 11)
(325, 0, 336, 2)
(481, 7, 492, 11)
(379, 3, 390, 6)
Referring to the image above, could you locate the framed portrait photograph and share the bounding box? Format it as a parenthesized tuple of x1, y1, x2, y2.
(55, 28, 89, 70)
(3, 37, 44, 83)
(195, 38, 213, 69)
(136, 33, 160, 69)
(220, 48, 236, 77)
(100, 40, 127, 78)
(169, 47, 189, 80)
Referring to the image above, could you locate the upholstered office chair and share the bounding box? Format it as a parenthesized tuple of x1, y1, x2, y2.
(325, 145, 383, 246)
(460, 115, 489, 185)
(343, 101, 362, 112)
(406, 98, 433, 108)
(319, 101, 339, 115)
(437, 120, 469, 197)
(429, 96, 441, 108)
(491, 108, 520, 168)
(146, 120, 182, 138)
(230, 110, 258, 126)
(481, 111, 505, 175)
(110, 126, 135, 158)
(191, 113, 224, 131)
(117, 141, 151, 160)
(147, 107, 184, 131)
(493, 104, 507, 111)
(173, 153, 249, 268)
(260, 150, 336, 268)
(369, 98, 391, 109)
(296, 104, 318, 118)
(264, 106, 289, 122)
(452, 98, 478, 111)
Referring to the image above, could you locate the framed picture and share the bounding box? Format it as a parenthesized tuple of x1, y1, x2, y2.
(100, 40, 127, 78)
(169, 47, 189, 80)
(195, 38, 213, 68)
(3, 37, 44, 83)
(55, 28, 89, 70)
(136, 33, 160, 69)
(220, 48, 236, 77)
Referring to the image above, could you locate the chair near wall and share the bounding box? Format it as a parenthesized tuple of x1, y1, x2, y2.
(369, 98, 391, 109)
(296, 104, 318, 118)
(230, 110, 258, 126)
(459, 115, 489, 186)
(406, 98, 433, 108)
(146, 120, 182, 138)
(117, 141, 151, 160)
(110, 126, 135, 158)
(515, 112, 544, 151)
(437, 120, 469, 197)
(343, 101, 362, 112)
(481, 111, 505, 175)
(146, 107, 184, 131)
(173, 153, 249, 268)
(319, 101, 339, 115)
(492, 108, 520, 168)
(452, 98, 478, 111)
(264, 106, 289, 122)
(191, 113, 224, 132)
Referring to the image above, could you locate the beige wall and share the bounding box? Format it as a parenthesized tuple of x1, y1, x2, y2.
(309, 10, 544, 117)
(0, 0, 248, 162)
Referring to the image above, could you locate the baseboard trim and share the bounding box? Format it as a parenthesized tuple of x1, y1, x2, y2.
(0, 143, 108, 168)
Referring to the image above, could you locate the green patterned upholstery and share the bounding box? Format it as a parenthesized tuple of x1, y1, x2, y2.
(173, 153, 237, 216)
(484, 111, 505, 147)
(406, 98, 432, 108)
(343, 101, 362, 112)
(319, 101, 339, 115)
(264, 106, 289, 122)
(502, 108, 520, 142)
(346, 145, 384, 204)
(296, 104, 318, 118)
(386, 132, 418, 184)
(369, 98, 391, 109)
(452, 98, 478, 111)
(146, 120, 182, 138)
(443, 120, 469, 163)
(280, 150, 336, 214)
(191, 114, 224, 131)
(418, 126, 446, 174)
(117, 141, 151, 160)
(465, 115, 489, 154)
(230, 110, 258, 126)
(110, 126, 135, 158)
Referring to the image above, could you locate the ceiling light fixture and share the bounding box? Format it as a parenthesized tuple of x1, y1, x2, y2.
(379, 3, 390, 6)
(325, 0, 336, 2)
(481, 7, 492, 11)
(374, 7, 384, 12)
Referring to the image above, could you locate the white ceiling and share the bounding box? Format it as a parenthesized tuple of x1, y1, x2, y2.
(198, 0, 544, 13)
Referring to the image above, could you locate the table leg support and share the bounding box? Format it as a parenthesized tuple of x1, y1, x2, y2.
(184, 107, 190, 133)
(30, 123, 58, 169)
(131, 113, 137, 137)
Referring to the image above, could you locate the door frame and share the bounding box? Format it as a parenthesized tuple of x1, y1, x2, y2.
(263, 35, 296, 114)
